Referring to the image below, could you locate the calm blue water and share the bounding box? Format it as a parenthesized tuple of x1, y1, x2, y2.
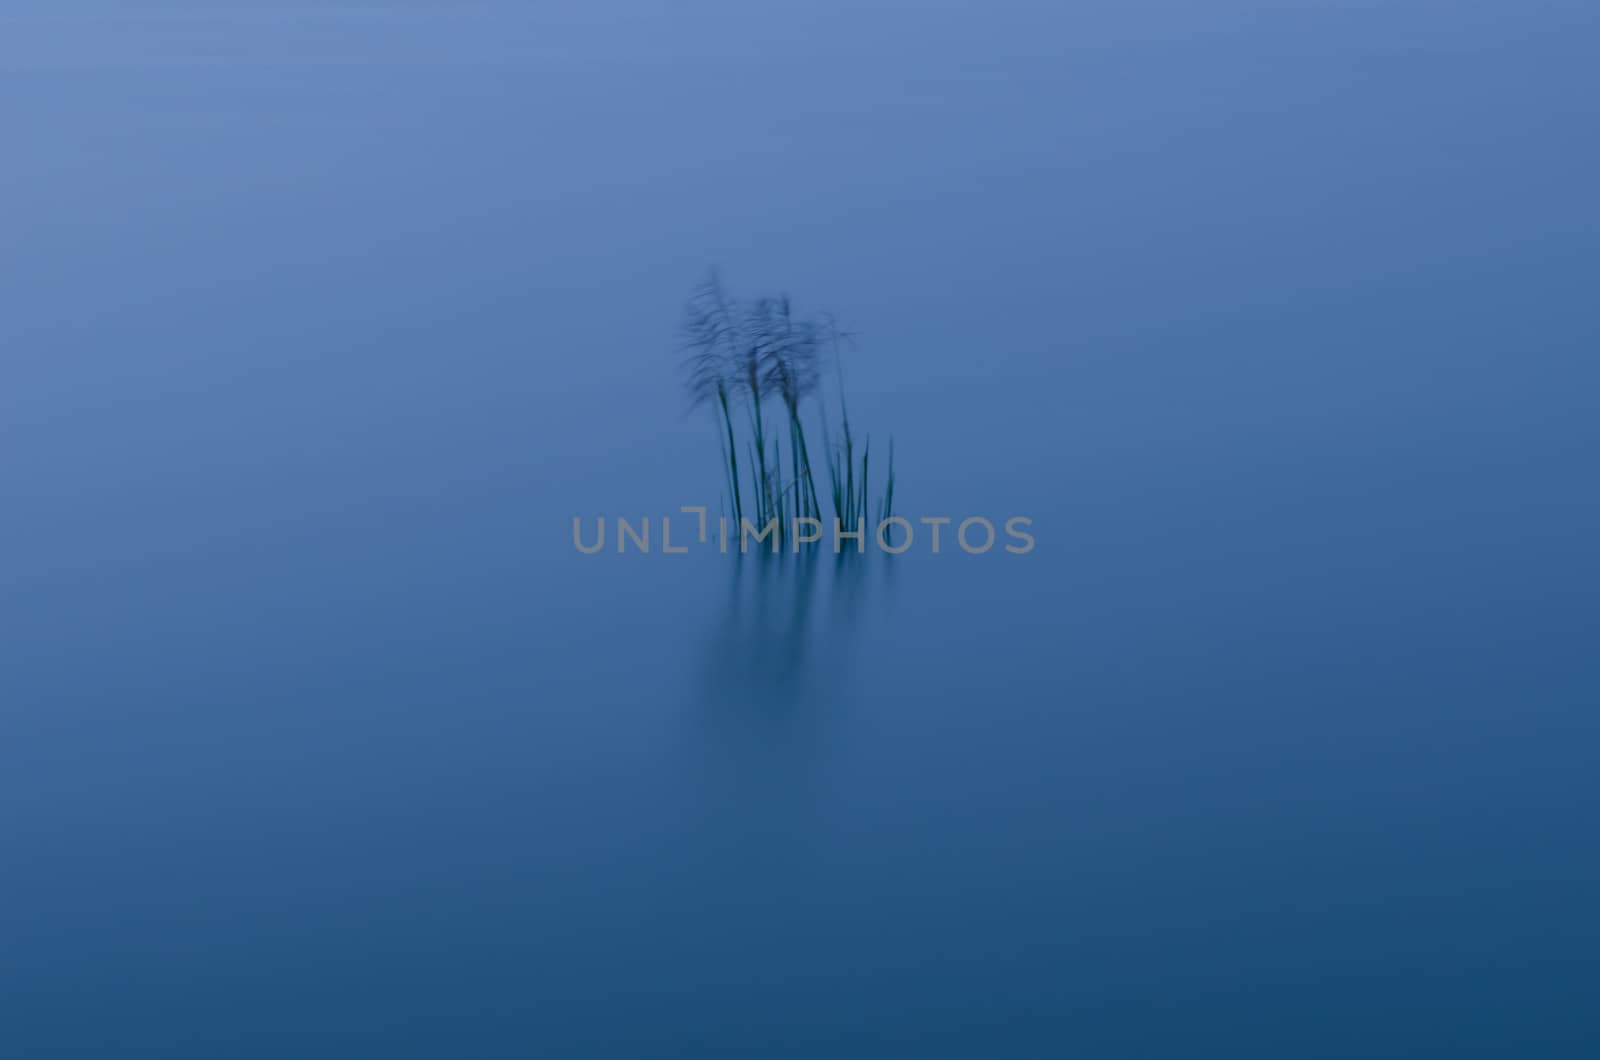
(3, 2, 1598, 1056)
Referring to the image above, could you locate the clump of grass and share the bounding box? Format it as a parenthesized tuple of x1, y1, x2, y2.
(680, 270, 894, 552)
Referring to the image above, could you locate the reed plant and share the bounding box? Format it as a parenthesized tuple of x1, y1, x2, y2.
(681, 271, 894, 551)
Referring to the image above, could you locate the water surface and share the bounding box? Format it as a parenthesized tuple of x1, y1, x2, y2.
(3, 2, 1598, 1056)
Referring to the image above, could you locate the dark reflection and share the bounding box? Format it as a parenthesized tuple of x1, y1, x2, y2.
(700, 550, 888, 712)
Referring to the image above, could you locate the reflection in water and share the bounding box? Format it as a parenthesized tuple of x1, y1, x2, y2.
(683, 552, 896, 844)
(700, 551, 892, 712)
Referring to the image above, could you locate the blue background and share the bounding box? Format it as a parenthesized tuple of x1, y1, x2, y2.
(3, 2, 1597, 1055)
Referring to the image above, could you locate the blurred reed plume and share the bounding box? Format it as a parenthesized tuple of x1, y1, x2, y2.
(681, 270, 894, 549)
